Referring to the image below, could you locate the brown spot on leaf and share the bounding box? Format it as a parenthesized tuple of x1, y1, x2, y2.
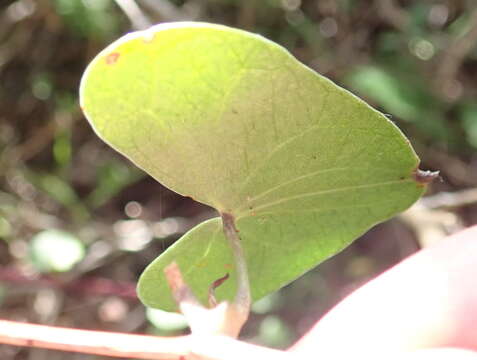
(105, 52, 120, 65)
(211, 273, 229, 289)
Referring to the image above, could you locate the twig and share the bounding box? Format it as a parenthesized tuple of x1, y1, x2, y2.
(420, 188, 477, 209)
(113, 0, 152, 30)
(436, 9, 477, 99)
(416, 144, 477, 187)
(2, 119, 56, 168)
(399, 189, 477, 248)
(139, 0, 194, 22)
(237, 0, 256, 30)
(0, 319, 296, 360)
(375, 0, 409, 31)
(0, 319, 188, 359)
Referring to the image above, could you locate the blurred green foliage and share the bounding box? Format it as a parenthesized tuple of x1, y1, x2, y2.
(53, 0, 121, 39)
(29, 229, 85, 272)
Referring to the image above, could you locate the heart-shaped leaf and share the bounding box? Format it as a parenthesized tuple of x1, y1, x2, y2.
(80, 22, 425, 311)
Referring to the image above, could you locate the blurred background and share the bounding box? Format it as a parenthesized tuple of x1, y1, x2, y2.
(1, 0, 477, 358)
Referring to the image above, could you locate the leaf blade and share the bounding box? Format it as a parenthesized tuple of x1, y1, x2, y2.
(80, 22, 425, 311)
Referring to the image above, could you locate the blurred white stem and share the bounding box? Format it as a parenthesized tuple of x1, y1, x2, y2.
(114, 0, 151, 30)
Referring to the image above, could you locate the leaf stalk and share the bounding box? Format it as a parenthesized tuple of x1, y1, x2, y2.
(220, 212, 251, 318)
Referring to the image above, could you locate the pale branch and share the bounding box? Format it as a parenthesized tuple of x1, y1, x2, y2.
(420, 188, 477, 210)
(113, 0, 152, 30)
(376, 0, 409, 31)
(0, 319, 188, 360)
(436, 8, 477, 99)
(139, 0, 192, 22)
(399, 189, 477, 248)
(0, 319, 297, 360)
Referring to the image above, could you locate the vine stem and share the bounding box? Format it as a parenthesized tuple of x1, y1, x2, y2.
(220, 212, 251, 320)
(0, 320, 295, 360)
(0, 319, 187, 359)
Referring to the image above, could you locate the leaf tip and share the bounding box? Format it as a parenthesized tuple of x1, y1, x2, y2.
(413, 168, 440, 185)
(141, 30, 155, 43)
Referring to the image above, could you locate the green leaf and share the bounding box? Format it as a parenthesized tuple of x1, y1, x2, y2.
(80, 22, 425, 311)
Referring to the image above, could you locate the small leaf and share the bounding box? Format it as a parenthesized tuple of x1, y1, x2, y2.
(80, 22, 425, 311)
